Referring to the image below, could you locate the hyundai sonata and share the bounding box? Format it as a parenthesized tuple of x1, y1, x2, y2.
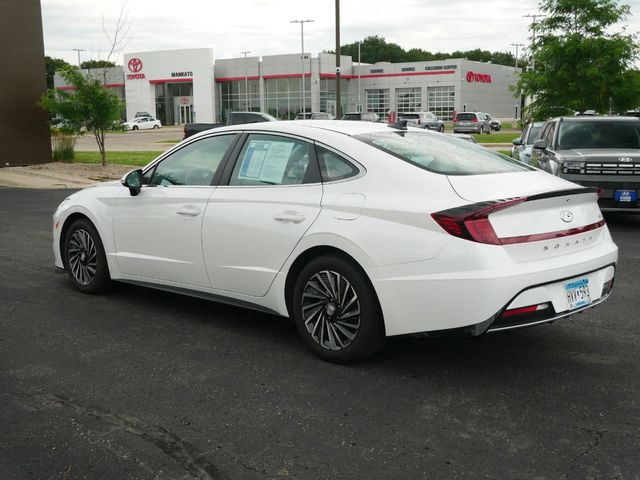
(53, 121, 617, 362)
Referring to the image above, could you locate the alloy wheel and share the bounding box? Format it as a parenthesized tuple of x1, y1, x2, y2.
(68, 229, 98, 286)
(301, 270, 361, 351)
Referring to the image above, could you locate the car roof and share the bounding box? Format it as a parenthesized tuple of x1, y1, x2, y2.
(192, 120, 400, 139)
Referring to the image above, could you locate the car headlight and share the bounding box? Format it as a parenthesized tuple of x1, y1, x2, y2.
(562, 161, 585, 174)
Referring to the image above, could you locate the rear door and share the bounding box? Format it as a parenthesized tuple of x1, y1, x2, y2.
(202, 132, 323, 296)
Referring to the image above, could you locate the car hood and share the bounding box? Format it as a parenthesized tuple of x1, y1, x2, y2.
(556, 148, 640, 163)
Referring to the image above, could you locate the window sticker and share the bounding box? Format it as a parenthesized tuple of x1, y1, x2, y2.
(238, 140, 295, 184)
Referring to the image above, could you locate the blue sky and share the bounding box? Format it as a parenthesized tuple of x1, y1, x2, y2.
(42, 0, 640, 65)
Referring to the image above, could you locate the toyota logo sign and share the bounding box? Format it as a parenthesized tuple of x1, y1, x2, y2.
(466, 71, 492, 84)
(128, 57, 143, 73)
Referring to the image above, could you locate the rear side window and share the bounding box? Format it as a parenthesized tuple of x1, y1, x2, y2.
(399, 114, 419, 119)
(355, 131, 533, 176)
(315, 145, 359, 182)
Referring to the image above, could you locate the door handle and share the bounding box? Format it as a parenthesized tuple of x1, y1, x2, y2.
(274, 211, 307, 223)
(176, 205, 202, 217)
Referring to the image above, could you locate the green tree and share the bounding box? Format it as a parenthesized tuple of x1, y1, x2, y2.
(517, 0, 639, 119)
(40, 66, 122, 166)
(45, 56, 71, 89)
(80, 59, 116, 70)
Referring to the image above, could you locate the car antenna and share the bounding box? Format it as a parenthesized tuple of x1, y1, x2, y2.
(388, 119, 408, 130)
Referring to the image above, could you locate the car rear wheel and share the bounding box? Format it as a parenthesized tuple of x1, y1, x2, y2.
(292, 254, 385, 363)
(132, 125, 138, 131)
(153, 124, 159, 129)
(63, 218, 111, 294)
(439, 125, 445, 133)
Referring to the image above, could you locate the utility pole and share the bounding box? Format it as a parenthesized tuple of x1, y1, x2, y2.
(290, 19, 313, 117)
(72, 48, 85, 68)
(357, 40, 361, 112)
(335, 0, 341, 119)
(523, 14, 546, 71)
(241, 51, 251, 111)
(509, 43, 524, 69)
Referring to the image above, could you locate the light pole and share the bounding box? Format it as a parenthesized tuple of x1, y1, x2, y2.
(72, 48, 85, 68)
(241, 51, 251, 111)
(335, 0, 341, 118)
(509, 43, 524, 69)
(523, 14, 546, 117)
(290, 19, 313, 117)
(357, 40, 361, 112)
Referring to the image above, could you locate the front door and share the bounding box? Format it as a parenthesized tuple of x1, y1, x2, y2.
(112, 133, 239, 287)
(179, 104, 193, 124)
(202, 132, 322, 297)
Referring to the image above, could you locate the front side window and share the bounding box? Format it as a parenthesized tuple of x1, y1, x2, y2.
(147, 134, 237, 186)
(229, 134, 316, 186)
(355, 131, 533, 176)
(526, 124, 543, 144)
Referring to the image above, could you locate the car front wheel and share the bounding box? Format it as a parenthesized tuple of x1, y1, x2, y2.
(63, 218, 112, 294)
(292, 254, 385, 363)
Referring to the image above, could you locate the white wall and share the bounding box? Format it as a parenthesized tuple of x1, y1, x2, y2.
(124, 48, 215, 122)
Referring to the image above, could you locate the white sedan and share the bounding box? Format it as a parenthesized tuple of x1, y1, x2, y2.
(52, 121, 618, 362)
(122, 116, 162, 131)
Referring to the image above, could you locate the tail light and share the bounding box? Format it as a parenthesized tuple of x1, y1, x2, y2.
(431, 198, 527, 245)
(471, 117, 478, 122)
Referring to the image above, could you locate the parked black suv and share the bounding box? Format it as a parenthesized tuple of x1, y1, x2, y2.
(532, 116, 640, 211)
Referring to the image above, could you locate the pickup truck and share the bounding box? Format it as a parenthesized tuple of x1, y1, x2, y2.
(183, 111, 278, 139)
(532, 115, 640, 212)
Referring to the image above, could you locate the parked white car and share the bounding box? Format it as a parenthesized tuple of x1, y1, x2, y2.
(122, 117, 162, 131)
(52, 121, 617, 362)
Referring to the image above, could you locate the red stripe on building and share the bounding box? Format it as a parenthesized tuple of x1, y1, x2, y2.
(356, 70, 457, 79)
(55, 83, 125, 90)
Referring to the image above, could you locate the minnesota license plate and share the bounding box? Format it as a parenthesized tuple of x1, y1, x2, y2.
(614, 190, 637, 203)
(564, 277, 591, 310)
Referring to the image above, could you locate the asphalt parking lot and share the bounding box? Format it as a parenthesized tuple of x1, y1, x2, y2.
(1, 188, 639, 480)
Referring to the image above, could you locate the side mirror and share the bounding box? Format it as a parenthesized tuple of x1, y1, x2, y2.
(121, 169, 143, 196)
(512, 137, 523, 146)
(533, 139, 548, 150)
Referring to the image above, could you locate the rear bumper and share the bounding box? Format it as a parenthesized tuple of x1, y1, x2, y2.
(371, 230, 618, 336)
(453, 125, 482, 133)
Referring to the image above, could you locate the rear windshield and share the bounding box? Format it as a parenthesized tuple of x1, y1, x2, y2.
(354, 131, 533, 176)
(526, 124, 543, 144)
(455, 113, 476, 121)
(557, 121, 640, 149)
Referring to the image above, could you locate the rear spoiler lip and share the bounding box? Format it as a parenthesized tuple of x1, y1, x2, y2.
(526, 187, 598, 202)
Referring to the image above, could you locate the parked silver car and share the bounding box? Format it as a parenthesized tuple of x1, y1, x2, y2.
(453, 112, 491, 134)
(512, 121, 544, 164)
(482, 113, 502, 131)
(398, 112, 445, 132)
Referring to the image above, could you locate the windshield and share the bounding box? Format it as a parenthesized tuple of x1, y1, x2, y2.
(557, 121, 640, 149)
(525, 124, 543, 144)
(355, 131, 533, 175)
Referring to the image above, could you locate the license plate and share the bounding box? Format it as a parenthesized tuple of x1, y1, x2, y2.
(564, 277, 591, 310)
(460, 122, 470, 125)
(614, 190, 637, 203)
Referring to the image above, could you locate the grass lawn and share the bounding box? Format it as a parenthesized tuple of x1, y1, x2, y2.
(74, 151, 160, 166)
(497, 150, 513, 157)
(156, 139, 180, 144)
(472, 133, 520, 143)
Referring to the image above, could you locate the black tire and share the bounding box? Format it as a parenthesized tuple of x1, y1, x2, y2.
(153, 124, 159, 129)
(132, 125, 138, 131)
(63, 218, 112, 294)
(439, 125, 445, 133)
(292, 254, 385, 363)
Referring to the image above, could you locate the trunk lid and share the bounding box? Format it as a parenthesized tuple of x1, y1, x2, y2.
(445, 171, 606, 261)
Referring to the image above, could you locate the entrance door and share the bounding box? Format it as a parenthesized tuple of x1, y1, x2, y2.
(179, 104, 193, 124)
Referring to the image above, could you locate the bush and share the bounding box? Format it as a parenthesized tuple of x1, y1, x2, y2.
(51, 131, 76, 162)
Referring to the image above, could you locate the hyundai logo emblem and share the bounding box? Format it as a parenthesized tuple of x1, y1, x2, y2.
(560, 210, 574, 223)
(619, 157, 633, 163)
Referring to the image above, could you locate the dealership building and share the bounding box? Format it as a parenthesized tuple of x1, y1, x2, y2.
(55, 47, 520, 125)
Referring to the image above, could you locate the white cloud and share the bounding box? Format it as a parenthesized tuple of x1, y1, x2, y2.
(42, 0, 640, 65)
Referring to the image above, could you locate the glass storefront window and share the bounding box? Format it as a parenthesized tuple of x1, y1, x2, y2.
(218, 79, 260, 122)
(264, 77, 311, 120)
